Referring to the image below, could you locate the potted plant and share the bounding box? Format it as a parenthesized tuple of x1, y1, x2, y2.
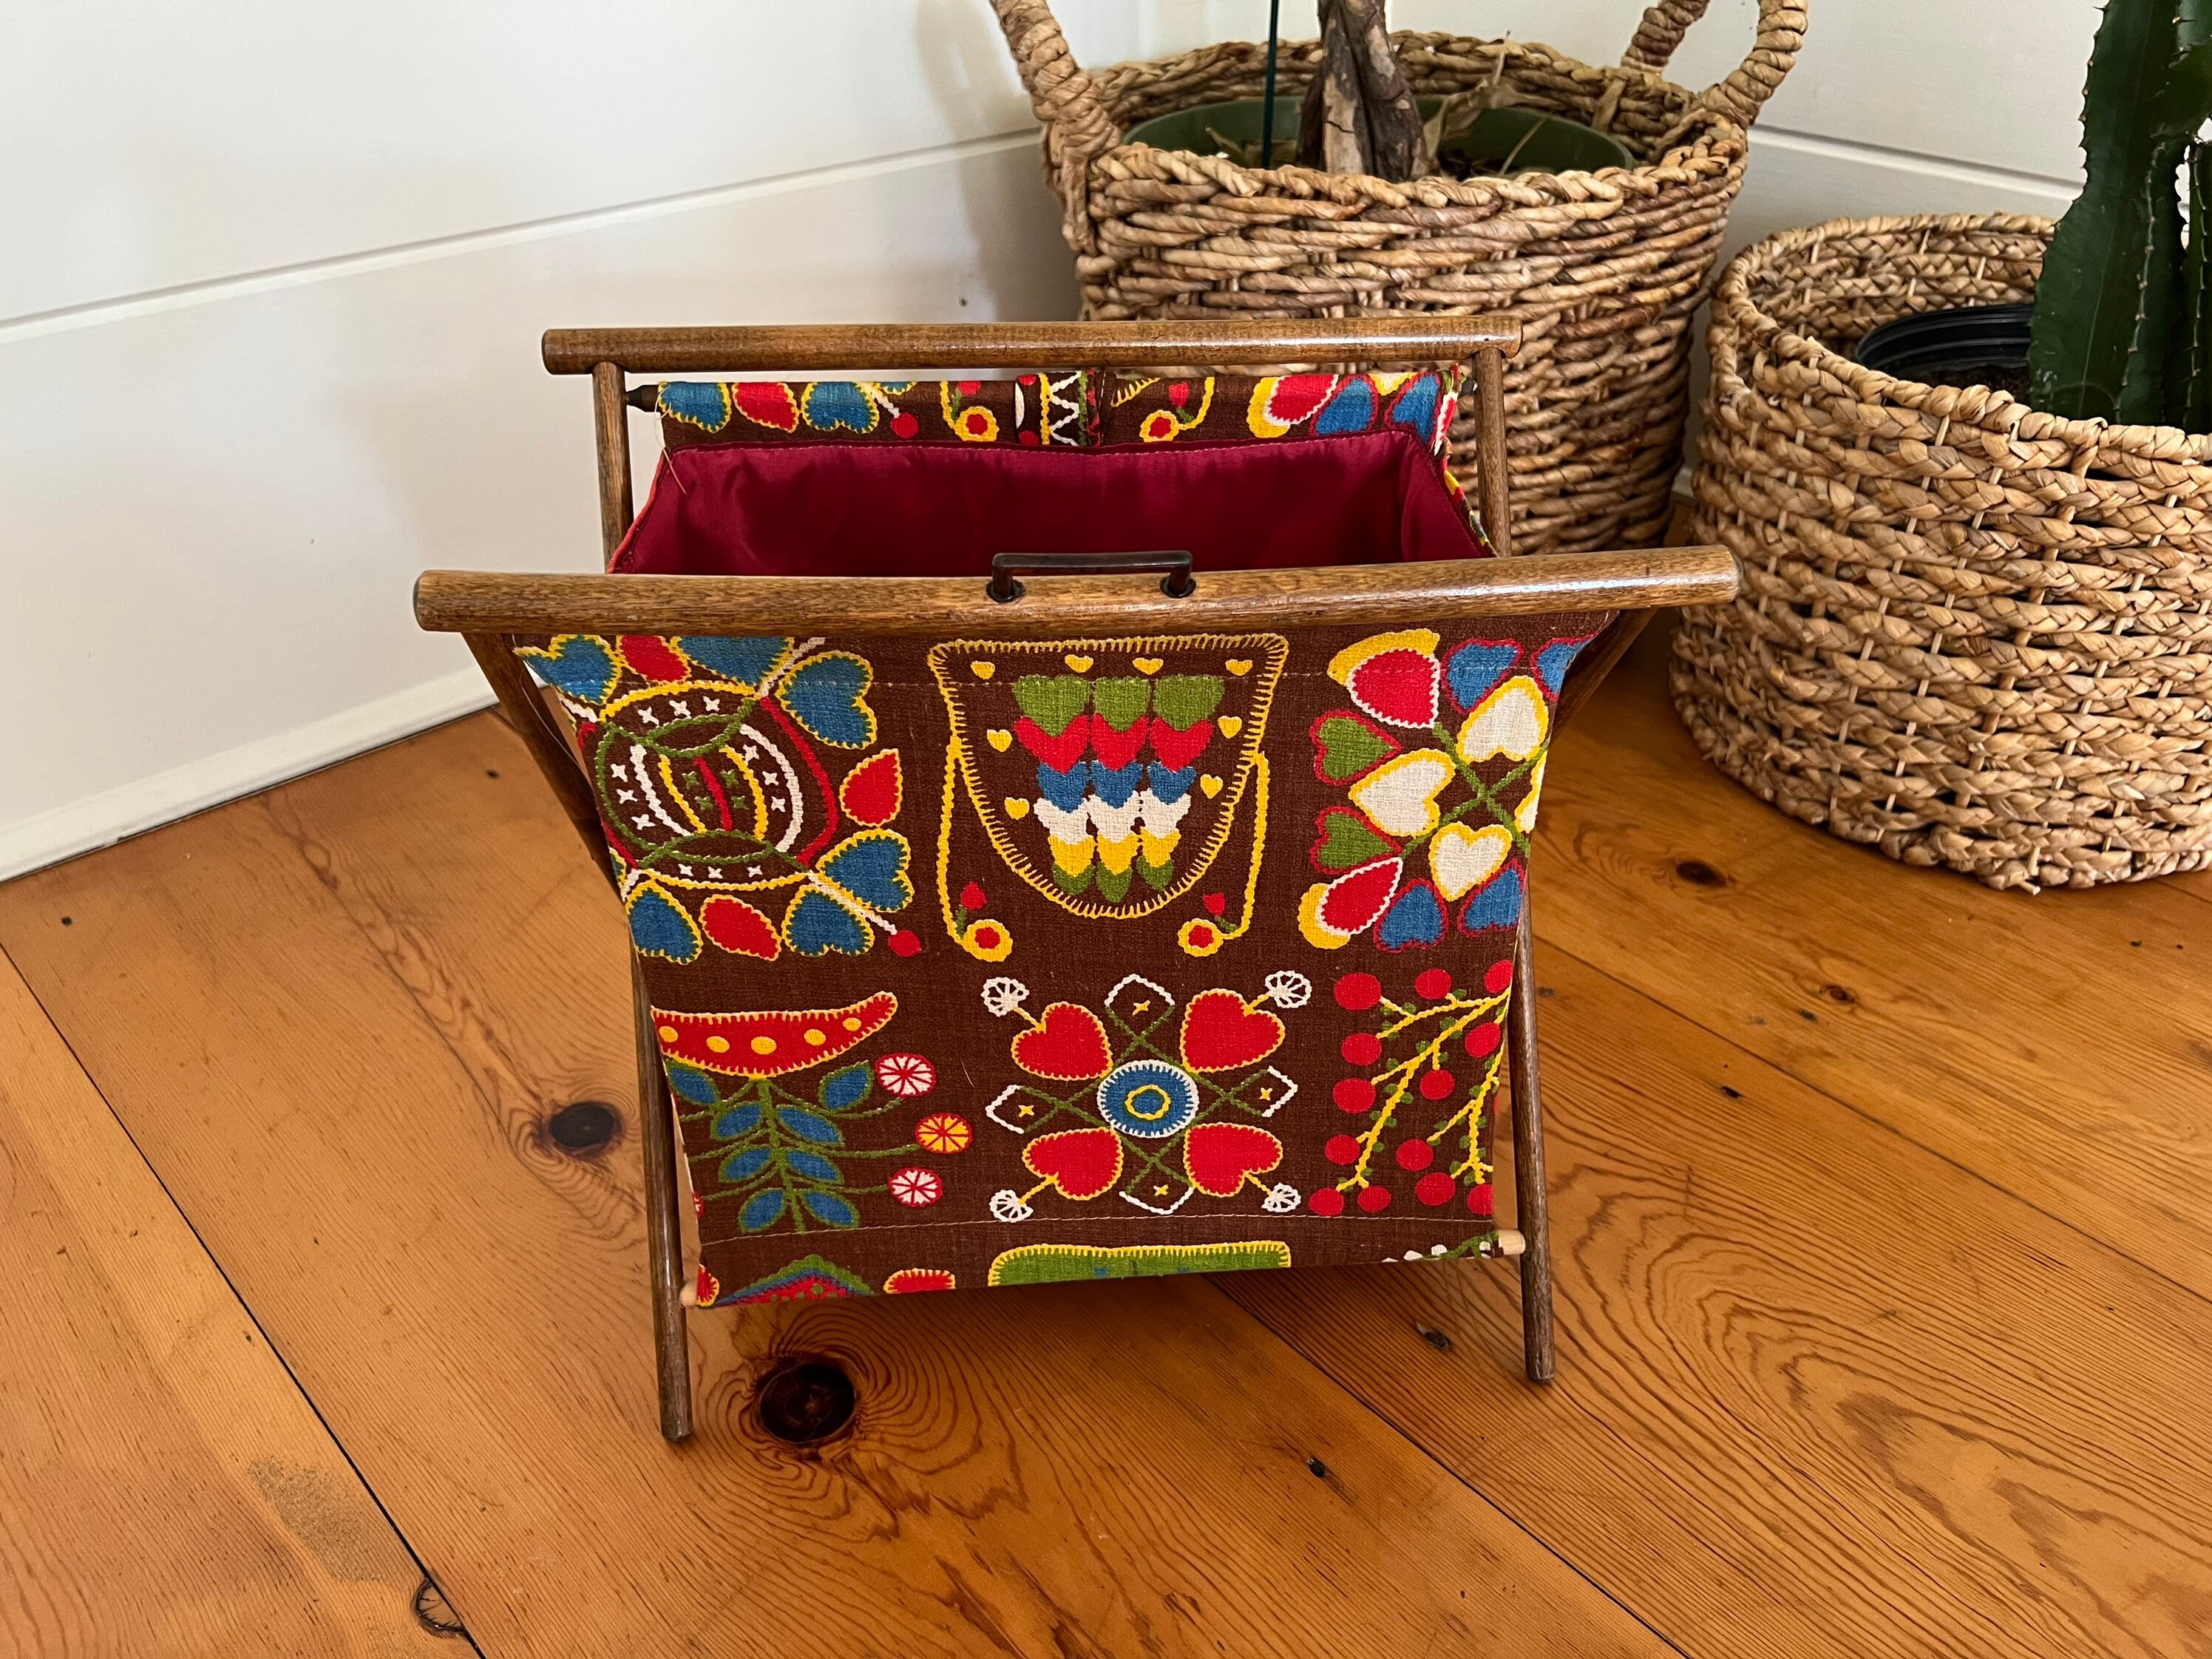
(1859, 0, 2212, 421)
(1119, 0, 1634, 180)
(1675, 0, 2212, 891)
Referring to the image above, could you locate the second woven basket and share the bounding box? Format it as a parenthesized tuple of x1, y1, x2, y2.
(990, 0, 1805, 555)
(1677, 214, 2212, 892)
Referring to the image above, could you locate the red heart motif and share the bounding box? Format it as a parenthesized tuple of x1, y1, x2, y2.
(1179, 988, 1286, 1073)
(1148, 719, 1214, 771)
(732, 380, 800, 432)
(837, 749, 901, 827)
(1023, 1127, 1122, 1201)
(1013, 714, 1090, 773)
(1089, 716, 1148, 771)
(1183, 1122, 1283, 1198)
(1011, 1002, 1113, 1080)
(1345, 648, 1440, 729)
(699, 894, 779, 960)
(617, 635, 690, 683)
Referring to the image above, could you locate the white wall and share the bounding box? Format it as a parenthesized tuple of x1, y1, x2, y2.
(1, 2, 2094, 878)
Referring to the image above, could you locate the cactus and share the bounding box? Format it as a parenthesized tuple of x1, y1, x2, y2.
(2028, 0, 2212, 424)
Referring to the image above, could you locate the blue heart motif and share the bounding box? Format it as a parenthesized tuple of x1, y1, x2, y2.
(1088, 759, 1144, 809)
(1459, 861, 1524, 933)
(816, 830, 912, 912)
(784, 886, 872, 957)
(1315, 376, 1377, 435)
(776, 651, 877, 746)
(1536, 638, 1589, 696)
(1445, 640, 1521, 713)
(677, 634, 790, 690)
(1377, 881, 1448, 951)
(801, 381, 877, 433)
(626, 883, 702, 963)
(1388, 374, 1442, 438)
(518, 634, 620, 705)
(657, 381, 733, 431)
(1036, 763, 1090, 812)
(1147, 762, 1197, 803)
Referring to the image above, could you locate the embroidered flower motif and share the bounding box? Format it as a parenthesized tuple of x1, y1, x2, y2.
(981, 976, 1031, 1018)
(915, 1112, 972, 1155)
(989, 1188, 1035, 1223)
(1262, 970, 1313, 1010)
(961, 917, 1014, 960)
(1260, 1181, 1303, 1213)
(888, 1167, 943, 1207)
(1178, 917, 1226, 955)
(876, 1052, 937, 1096)
(1297, 629, 1591, 951)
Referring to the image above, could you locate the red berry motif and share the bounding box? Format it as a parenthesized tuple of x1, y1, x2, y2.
(886, 929, 923, 957)
(1467, 1184, 1495, 1217)
(1316, 966, 1514, 1227)
(1334, 971, 1382, 1011)
(1484, 958, 1514, 996)
(891, 411, 920, 438)
(959, 881, 988, 912)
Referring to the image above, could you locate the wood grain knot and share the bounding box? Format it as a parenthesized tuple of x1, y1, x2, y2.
(754, 1358, 856, 1445)
(546, 1100, 620, 1155)
(1674, 859, 1728, 888)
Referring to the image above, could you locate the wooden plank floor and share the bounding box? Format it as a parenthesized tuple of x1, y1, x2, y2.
(2, 621, 2207, 1658)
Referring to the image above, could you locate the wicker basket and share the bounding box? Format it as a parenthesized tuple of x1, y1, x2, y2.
(990, 0, 1805, 555)
(1676, 214, 2212, 892)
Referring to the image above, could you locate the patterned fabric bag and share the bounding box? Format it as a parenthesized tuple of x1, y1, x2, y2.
(514, 372, 1605, 1305)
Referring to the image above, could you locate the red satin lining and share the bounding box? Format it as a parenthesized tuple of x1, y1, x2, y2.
(611, 430, 1481, 577)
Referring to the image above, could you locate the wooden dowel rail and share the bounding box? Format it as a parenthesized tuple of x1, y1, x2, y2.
(543, 316, 1521, 377)
(415, 546, 1737, 639)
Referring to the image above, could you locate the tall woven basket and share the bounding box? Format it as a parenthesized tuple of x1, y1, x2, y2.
(1677, 214, 2212, 892)
(990, 0, 1805, 555)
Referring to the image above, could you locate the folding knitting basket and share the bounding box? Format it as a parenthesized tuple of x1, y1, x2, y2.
(989, 0, 1805, 555)
(415, 317, 1735, 1439)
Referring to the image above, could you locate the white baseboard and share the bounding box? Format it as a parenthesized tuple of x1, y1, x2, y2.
(0, 668, 495, 884)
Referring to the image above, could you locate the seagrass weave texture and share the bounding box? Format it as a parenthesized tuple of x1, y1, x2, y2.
(1677, 214, 2212, 892)
(990, 0, 1805, 557)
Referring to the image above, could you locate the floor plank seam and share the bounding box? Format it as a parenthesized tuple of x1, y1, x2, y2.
(1527, 927, 2212, 1316)
(0, 939, 491, 1659)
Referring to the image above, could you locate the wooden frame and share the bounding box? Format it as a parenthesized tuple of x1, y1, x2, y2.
(420, 317, 1735, 1441)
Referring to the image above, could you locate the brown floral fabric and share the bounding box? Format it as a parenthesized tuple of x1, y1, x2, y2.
(514, 611, 1606, 1304)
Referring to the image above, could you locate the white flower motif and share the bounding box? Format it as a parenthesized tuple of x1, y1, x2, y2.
(1263, 970, 1313, 1010)
(875, 1052, 937, 1097)
(989, 1188, 1033, 1223)
(888, 1167, 942, 1208)
(981, 977, 1032, 1019)
(1261, 1181, 1301, 1214)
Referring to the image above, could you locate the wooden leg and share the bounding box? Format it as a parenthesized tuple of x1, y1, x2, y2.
(1507, 906, 1556, 1384)
(631, 963, 694, 1442)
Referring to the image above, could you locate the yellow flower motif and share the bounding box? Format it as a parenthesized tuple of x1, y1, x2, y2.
(955, 406, 1000, 443)
(960, 917, 1014, 961)
(1178, 917, 1226, 957)
(915, 1112, 973, 1155)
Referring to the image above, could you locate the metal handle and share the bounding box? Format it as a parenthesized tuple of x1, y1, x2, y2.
(988, 549, 1195, 603)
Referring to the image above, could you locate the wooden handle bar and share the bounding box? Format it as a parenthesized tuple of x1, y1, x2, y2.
(415, 545, 1736, 638)
(541, 316, 1521, 376)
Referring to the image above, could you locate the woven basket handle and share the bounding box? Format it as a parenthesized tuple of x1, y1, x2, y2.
(1620, 0, 1805, 126)
(991, 0, 1120, 253)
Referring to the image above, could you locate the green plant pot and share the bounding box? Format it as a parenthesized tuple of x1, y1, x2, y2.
(1120, 95, 1634, 176)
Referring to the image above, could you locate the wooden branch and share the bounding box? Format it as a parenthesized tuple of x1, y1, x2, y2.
(1296, 0, 1422, 181)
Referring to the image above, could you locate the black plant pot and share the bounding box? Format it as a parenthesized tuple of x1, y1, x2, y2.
(1855, 303, 2032, 398)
